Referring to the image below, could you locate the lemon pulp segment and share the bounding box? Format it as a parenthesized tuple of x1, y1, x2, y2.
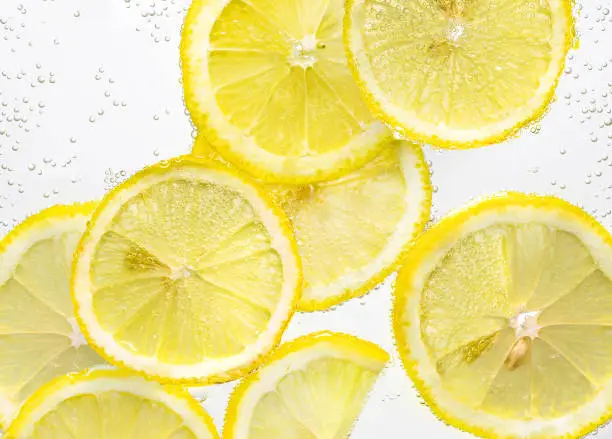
(5, 370, 219, 439)
(345, 0, 573, 147)
(272, 141, 430, 309)
(224, 332, 389, 439)
(0, 204, 105, 427)
(394, 194, 612, 438)
(182, 0, 390, 182)
(72, 158, 301, 383)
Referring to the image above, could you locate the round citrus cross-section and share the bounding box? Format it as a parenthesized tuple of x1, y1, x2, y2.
(345, 0, 574, 148)
(181, 0, 391, 183)
(72, 157, 301, 384)
(394, 193, 612, 438)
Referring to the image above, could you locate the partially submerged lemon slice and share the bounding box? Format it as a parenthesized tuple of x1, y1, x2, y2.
(223, 331, 388, 438)
(345, 0, 574, 148)
(181, 0, 390, 183)
(5, 370, 219, 438)
(72, 157, 301, 384)
(394, 193, 612, 438)
(193, 134, 431, 311)
(0, 204, 105, 427)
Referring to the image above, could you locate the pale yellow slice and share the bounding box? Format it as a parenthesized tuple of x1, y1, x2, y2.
(5, 369, 219, 439)
(0, 203, 105, 427)
(194, 134, 431, 311)
(72, 157, 301, 384)
(223, 331, 388, 439)
(394, 193, 612, 438)
(345, 0, 574, 148)
(181, 0, 391, 183)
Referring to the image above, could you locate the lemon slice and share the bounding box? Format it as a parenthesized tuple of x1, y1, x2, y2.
(72, 157, 301, 384)
(181, 0, 391, 183)
(345, 0, 574, 148)
(394, 193, 612, 438)
(0, 203, 106, 427)
(5, 369, 219, 438)
(194, 134, 432, 311)
(224, 331, 388, 438)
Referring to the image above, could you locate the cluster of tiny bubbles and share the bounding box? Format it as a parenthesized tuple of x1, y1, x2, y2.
(123, 0, 190, 43)
(0, 68, 54, 140)
(89, 66, 127, 123)
(104, 168, 130, 191)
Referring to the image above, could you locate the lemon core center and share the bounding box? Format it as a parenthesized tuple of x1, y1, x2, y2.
(170, 265, 196, 281)
(510, 310, 541, 339)
(289, 34, 318, 68)
(446, 19, 466, 44)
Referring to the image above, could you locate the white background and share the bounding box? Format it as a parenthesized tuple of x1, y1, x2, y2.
(0, 0, 611, 437)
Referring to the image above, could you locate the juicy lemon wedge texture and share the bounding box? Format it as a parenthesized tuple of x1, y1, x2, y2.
(394, 193, 612, 438)
(0, 204, 105, 427)
(181, 0, 391, 183)
(5, 370, 219, 439)
(345, 0, 574, 148)
(223, 332, 388, 439)
(72, 157, 301, 384)
(193, 134, 432, 311)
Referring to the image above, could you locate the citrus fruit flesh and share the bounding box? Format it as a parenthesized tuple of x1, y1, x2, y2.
(193, 134, 432, 311)
(5, 370, 219, 439)
(181, 0, 390, 182)
(72, 157, 301, 384)
(345, 0, 573, 147)
(0, 204, 105, 427)
(224, 332, 389, 439)
(394, 193, 612, 438)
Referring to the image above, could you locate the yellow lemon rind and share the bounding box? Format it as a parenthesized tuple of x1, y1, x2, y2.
(71, 155, 302, 386)
(298, 142, 432, 312)
(180, 0, 392, 184)
(5, 369, 220, 439)
(223, 331, 389, 439)
(392, 192, 612, 439)
(0, 202, 97, 255)
(343, 0, 575, 150)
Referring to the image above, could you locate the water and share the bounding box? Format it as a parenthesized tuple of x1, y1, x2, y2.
(1, 0, 612, 438)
